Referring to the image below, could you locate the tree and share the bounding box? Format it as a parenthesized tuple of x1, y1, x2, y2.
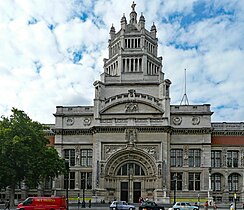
(0, 108, 65, 206)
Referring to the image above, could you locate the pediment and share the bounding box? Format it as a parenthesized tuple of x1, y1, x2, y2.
(100, 100, 163, 115)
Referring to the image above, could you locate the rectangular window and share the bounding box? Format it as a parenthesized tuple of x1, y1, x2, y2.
(189, 149, 201, 167)
(227, 151, 238, 168)
(70, 172, 75, 189)
(64, 149, 75, 166)
(189, 172, 200, 190)
(81, 172, 92, 189)
(170, 173, 183, 190)
(80, 149, 93, 167)
(211, 174, 221, 191)
(64, 171, 75, 189)
(45, 178, 52, 189)
(228, 174, 238, 191)
(170, 149, 183, 167)
(211, 151, 222, 167)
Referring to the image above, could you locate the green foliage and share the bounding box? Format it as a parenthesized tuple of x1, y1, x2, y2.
(0, 108, 65, 189)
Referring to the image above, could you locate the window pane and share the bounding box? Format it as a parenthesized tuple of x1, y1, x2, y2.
(171, 149, 183, 167)
(80, 149, 93, 167)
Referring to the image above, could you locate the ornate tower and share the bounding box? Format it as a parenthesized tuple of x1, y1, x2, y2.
(94, 2, 171, 122)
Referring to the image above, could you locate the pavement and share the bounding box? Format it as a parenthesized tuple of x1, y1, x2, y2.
(0, 202, 241, 210)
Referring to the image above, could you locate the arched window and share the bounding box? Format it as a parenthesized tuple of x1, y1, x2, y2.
(117, 163, 145, 176)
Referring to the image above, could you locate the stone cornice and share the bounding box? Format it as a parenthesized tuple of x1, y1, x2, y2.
(212, 130, 244, 136)
(171, 128, 213, 135)
(53, 126, 215, 135)
(53, 126, 172, 135)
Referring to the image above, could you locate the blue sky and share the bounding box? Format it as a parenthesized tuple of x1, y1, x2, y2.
(0, 0, 243, 123)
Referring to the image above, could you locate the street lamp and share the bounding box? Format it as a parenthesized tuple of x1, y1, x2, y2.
(234, 179, 237, 210)
(208, 168, 212, 206)
(128, 153, 133, 203)
(81, 174, 86, 208)
(65, 159, 70, 210)
(197, 193, 200, 206)
(173, 174, 177, 204)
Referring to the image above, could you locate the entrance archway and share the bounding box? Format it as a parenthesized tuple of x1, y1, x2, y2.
(104, 148, 157, 203)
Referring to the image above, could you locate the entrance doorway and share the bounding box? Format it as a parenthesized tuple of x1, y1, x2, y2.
(121, 182, 129, 202)
(133, 182, 141, 203)
(120, 181, 141, 203)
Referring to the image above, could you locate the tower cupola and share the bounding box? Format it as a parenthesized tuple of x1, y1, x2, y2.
(109, 24, 116, 39)
(139, 13, 145, 29)
(120, 14, 127, 29)
(150, 22, 157, 38)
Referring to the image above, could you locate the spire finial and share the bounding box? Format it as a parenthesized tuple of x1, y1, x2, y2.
(180, 69, 189, 105)
(131, 1, 136, 12)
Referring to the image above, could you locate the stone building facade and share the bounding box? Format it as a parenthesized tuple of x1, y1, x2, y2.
(51, 3, 244, 204)
(0, 2, 243, 205)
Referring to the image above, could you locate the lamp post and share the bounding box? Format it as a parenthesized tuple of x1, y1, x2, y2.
(78, 193, 80, 210)
(208, 168, 212, 206)
(65, 159, 70, 210)
(81, 174, 86, 208)
(234, 181, 237, 210)
(173, 174, 177, 204)
(198, 193, 200, 206)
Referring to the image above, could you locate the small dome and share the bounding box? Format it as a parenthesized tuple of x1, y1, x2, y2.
(139, 13, 145, 22)
(121, 14, 126, 22)
(110, 24, 115, 33)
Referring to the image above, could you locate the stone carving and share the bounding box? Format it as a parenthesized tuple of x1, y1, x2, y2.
(183, 145, 189, 166)
(75, 145, 80, 165)
(84, 118, 91, 126)
(172, 116, 182, 125)
(158, 164, 162, 176)
(192, 116, 200, 125)
(66, 117, 74, 126)
(128, 89, 136, 97)
(131, 1, 136, 11)
(125, 129, 137, 144)
(139, 145, 157, 159)
(105, 145, 124, 156)
(125, 102, 138, 112)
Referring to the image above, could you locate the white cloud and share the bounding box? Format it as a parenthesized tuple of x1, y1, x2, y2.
(0, 0, 243, 123)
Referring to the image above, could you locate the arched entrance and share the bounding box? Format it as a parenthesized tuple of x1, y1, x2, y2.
(104, 148, 157, 203)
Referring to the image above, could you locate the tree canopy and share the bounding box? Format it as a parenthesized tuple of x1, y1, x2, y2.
(0, 108, 65, 201)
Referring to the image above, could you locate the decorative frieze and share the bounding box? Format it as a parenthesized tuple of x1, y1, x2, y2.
(137, 145, 158, 159)
(104, 145, 126, 159)
(172, 128, 212, 135)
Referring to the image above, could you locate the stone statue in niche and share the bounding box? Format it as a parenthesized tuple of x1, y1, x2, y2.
(76, 154, 80, 165)
(158, 164, 162, 176)
(125, 129, 137, 144)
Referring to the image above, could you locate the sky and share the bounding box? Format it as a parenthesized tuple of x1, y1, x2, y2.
(0, 0, 243, 124)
